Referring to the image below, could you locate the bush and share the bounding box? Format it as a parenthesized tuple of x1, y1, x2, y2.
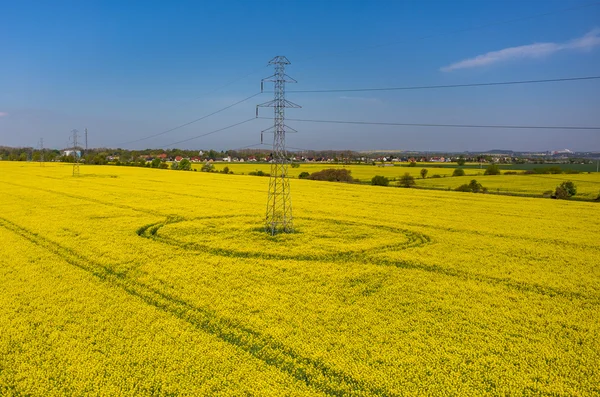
(222, 166, 230, 174)
(455, 184, 472, 192)
(533, 166, 563, 175)
(484, 164, 501, 175)
(504, 171, 518, 175)
(554, 181, 576, 199)
(159, 162, 169, 169)
(399, 173, 415, 188)
(431, 174, 442, 178)
(371, 175, 389, 186)
(456, 156, 466, 166)
(565, 169, 580, 174)
(170, 162, 178, 170)
(201, 163, 214, 172)
(151, 158, 161, 168)
(308, 169, 354, 182)
(549, 166, 564, 174)
(542, 190, 553, 198)
(468, 179, 485, 193)
(249, 170, 269, 177)
(290, 163, 300, 168)
(298, 171, 310, 179)
(178, 159, 191, 171)
(452, 168, 465, 177)
(408, 162, 417, 167)
(420, 169, 428, 179)
(455, 179, 486, 193)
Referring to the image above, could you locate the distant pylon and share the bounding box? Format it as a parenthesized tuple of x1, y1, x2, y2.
(85, 128, 88, 154)
(38, 138, 44, 166)
(69, 129, 81, 176)
(257, 56, 301, 235)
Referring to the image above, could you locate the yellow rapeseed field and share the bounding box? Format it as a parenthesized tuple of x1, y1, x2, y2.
(197, 162, 457, 180)
(417, 172, 600, 199)
(0, 161, 599, 395)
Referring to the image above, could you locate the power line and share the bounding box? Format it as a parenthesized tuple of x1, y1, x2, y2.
(231, 143, 264, 151)
(117, 92, 262, 147)
(299, 1, 600, 61)
(258, 117, 600, 131)
(183, 67, 267, 105)
(163, 118, 257, 148)
(286, 76, 600, 94)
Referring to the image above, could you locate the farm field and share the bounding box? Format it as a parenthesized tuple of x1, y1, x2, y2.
(1, 161, 599, 395)
(415, 173, 600, 199)
(201, 161, 600, 199)
(195, 162, 457, 180)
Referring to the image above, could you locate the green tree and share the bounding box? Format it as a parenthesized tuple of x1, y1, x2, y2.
(178, 159, 192, 171)
(399, 173, 415, 188)
(170, 162, 179, 170)
(408, 161, 417, 167)
(455, 180, 486, 193)
(555, 181, 576, 199)
(222, 166, 230, 174)
(201, 163, 214, 172)
(452, 168, 465, 177)
(298, 171, 310, 179)
(308, 169, 354, 182)
(484, 163, 501, 175)
(457, 156, 466, 166)
(420, 168, 428, 179)
(371, 175, 389, 186)
(151, 158, 161, 168)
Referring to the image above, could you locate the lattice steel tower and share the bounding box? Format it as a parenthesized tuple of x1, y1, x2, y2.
(257, 56, 300, 235)
(69, 129, 81, 176)
(38, 138, 44, 166)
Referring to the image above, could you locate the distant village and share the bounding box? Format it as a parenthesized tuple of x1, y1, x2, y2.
(1, 145, 598, 165)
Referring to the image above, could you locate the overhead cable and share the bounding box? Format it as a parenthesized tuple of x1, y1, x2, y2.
(117, 93, 262, 146)
(286, 76, 600, 94)
(163, 118, 257, 148)
(257, 117, 600, 130)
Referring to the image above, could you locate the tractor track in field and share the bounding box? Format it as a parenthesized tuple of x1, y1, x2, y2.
(1, 179, 596, 302)
(0, 216, 393, 397)
(136, 215, 431, 262)
(137, 215, 597, 302)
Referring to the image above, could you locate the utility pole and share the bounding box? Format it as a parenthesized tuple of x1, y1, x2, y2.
(70, 129, 80, 176)
(257, 56, 300, 235)
(85, 128, 88, 155)
(39, 138, 44, 166)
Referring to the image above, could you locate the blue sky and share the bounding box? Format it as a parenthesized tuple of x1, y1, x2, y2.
(1, 0, 599, 152)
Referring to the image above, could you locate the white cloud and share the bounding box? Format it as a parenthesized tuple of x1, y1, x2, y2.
(0, 112, 8, 117)
(441, 28, 600, 72)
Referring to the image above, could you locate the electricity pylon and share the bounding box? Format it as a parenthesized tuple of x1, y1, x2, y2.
(38, 138, 44, 166)
(257, 56, 300, 235)
(69, 129, 81, 176)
